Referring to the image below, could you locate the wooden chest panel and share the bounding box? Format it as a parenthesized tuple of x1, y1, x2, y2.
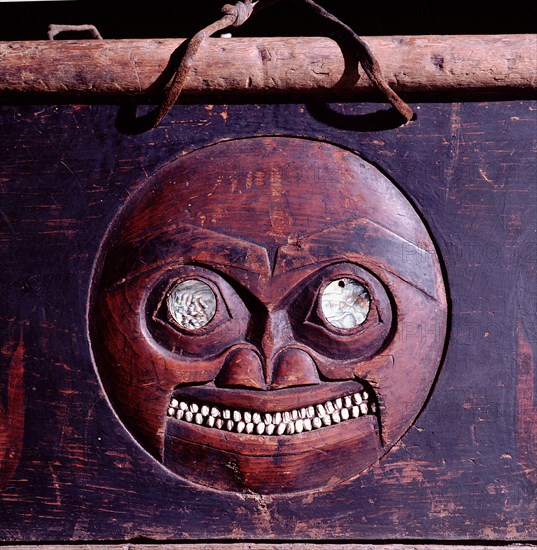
(0, 100, 536, 541)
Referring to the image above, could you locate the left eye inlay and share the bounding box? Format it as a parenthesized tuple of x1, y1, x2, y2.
(320, 278, 371, 330)
(167, 279, 217, 330)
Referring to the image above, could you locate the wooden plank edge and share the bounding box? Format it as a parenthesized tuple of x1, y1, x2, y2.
(1, 545, 537, 549)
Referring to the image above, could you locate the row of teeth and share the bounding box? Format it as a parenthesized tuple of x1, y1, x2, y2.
(166, 391, 375, 435)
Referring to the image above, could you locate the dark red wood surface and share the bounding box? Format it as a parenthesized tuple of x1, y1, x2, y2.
(0, 100, 536, 541)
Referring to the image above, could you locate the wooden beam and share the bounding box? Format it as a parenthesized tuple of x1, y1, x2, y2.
(0, 35, 535, 102)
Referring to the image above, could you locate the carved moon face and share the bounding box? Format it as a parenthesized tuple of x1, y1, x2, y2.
(89, 137, 447, 494)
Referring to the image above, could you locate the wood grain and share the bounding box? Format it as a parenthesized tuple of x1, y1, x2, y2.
(0, 35, 535, 101)
(2, 546, 537, 550)
(0, 100, 536, 540)
(0, 323, 25, 491)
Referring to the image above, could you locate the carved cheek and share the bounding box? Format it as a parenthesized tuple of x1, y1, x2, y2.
(93, 268, 248, 456)
(362, 270, 448, 446)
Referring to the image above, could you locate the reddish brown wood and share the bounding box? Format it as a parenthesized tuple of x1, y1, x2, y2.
(0, 100, 535, 540)
(0, 35, 535, 100)
(0, 323, 24, 491)
(89, 137, 448, 494)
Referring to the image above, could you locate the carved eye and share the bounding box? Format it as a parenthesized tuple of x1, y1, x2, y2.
(146, 266, 251, 358)
(167, 279, 217, 331)
(320, 278, 371, 330)
(292, 263, 393, 361)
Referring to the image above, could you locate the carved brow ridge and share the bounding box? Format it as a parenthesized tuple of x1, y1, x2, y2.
(274, 218, 438, 298)
(106, 218, 431, 291)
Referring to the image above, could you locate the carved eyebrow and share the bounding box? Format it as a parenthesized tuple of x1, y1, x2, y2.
(103, 223, 271, 288)
(274, 218, 439, 299)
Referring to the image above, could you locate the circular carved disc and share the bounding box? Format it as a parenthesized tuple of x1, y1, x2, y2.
(89, 137, 448, 494)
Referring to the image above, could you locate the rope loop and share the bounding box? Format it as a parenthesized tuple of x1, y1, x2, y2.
(147, 0, 414, 128)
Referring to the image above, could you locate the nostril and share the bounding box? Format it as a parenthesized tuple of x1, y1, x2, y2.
(215, 348, 266, 390)
(271, 349, 320, 389)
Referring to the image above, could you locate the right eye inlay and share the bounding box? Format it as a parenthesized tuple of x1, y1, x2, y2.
(320, 278, 371, 330)
(167, 279, 217, 330)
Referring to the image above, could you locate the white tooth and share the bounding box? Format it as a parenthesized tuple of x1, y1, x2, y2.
(243, 411, 252, 423)
(246, 422, 254, 434)
(325, 401, 335, 414)
(303, 418, 312, 431)
(223, 409, 231, 420)
(170, 398, 179, 408)
(167, 407, 176, 416)
(300, 408, 307, 419)
(316, 404, 326, 417)
(307, 406, 315, 418)
(274, 412, 282, 424)
(277, 423, 287, 435)
(233, 410, 242, 422)
(236, 421, 245, 433)
(353, 393, 363, 405)
(335, 398, 343, 410)
(175, 409, 184, 420)
(226, 420, 234, 431)
(216, 418, 224, 429)
(195, 413, 204, 425)
(185, 411, 194, 422)
(283, 411, 291, 423)
(252, 412, 262, 424)
(312, 417, 322, 429)
(210, 407, 221, 417)
(286, 422, 295, 435)
(266, 424, 275, 435)
(360, 403, 369, 415)
(256, 422, 265, 435)
(179, 402, 188, 411)
(201, 405, 210, 417)
(264, 413, 273, 424)
(371, 403, 377, 413)
(190, 403, 199, 413)
(341, 408, 350, 420)
(291, 410, 299, 421)
(351, 405, 360, 418)
(344, 396, 353, 408)
(295, 419, 304, 433)
(206, 416, 215, 428)
(332, 411, 341, 424)
(322, 415, 332, 426)
(363, 391, 369, 401)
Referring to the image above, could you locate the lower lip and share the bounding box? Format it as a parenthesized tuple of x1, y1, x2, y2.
(166, 409, 378, 452)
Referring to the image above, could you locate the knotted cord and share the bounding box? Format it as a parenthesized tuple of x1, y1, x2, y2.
(152, 0, 414, 128)
(152, 0, 257, 128)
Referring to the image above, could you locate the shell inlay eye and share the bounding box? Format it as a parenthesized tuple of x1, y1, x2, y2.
(321, 278, 371, 329)
(167, 279, 217, 330)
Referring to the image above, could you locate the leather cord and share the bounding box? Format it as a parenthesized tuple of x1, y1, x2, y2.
(152, 0, 415, 128)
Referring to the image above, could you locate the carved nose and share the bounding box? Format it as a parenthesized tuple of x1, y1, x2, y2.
(216, 348, 266, 390)
(216, 346, 320, 390)
(270, 348, 320, 389)
(216, 309, 320, 390)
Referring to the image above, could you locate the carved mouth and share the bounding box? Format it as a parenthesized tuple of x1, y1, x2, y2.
(166, 381, 378, 436)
